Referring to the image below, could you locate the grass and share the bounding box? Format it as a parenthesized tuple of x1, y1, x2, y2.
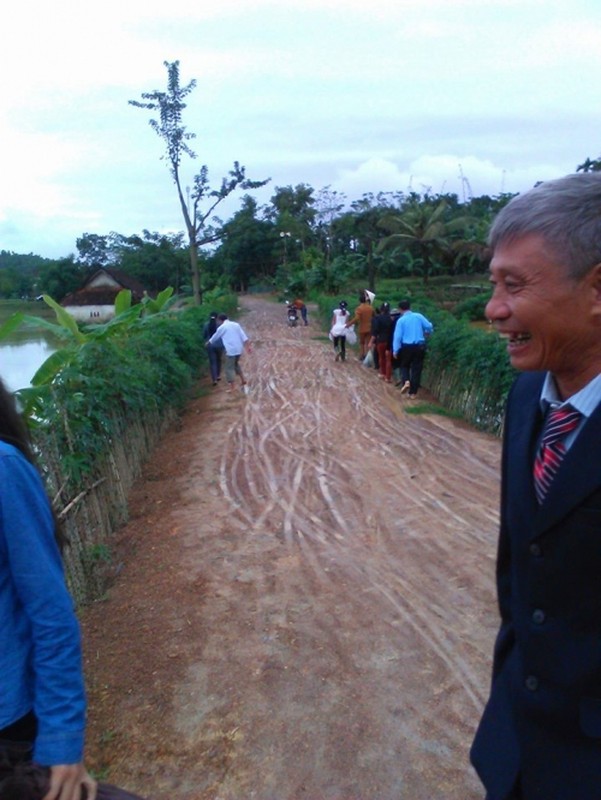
(0, 299, 55, 318)
(192, 385, 213, 399)
(403, 401, 464, 418)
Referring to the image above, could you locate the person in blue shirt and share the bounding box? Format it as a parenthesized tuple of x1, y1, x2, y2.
(392, 300, 433, 398)
(0, 377, 97, 800)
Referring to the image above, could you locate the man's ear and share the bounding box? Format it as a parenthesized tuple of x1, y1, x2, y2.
(589, 263, 601, 321)
(591, 263, 601, 298)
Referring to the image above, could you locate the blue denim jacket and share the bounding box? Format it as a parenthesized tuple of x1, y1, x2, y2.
(0, 441, 85, 765)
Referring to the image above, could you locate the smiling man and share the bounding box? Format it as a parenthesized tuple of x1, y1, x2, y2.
(470, 173, 601, 800)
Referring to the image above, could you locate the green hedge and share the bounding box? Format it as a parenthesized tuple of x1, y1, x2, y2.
(31, 297, 236, 492)
(25, 291, 239, 603)
(421, 302, 515, 434)
(452, 291, 491, 322)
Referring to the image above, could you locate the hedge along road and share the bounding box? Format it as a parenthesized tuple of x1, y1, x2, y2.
(81, 294, 502, 800)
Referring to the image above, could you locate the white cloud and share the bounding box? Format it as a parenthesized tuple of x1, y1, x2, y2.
(334, 159, 409, 197)
(333, 154, 571, 203)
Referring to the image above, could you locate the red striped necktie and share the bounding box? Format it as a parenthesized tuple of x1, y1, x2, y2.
(533, 405, 581, 504)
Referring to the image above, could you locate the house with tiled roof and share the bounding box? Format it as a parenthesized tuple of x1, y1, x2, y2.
(61, 268, 149, 322)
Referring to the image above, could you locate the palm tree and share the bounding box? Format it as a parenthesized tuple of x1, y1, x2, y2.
(377, 199, 452, 283)
(378, 198, 483, 283)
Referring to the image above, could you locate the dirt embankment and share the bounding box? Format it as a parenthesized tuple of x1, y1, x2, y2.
(81, 295, 501, 800)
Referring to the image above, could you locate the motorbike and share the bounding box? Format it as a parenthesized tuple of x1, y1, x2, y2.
(286, 302, 299, 327)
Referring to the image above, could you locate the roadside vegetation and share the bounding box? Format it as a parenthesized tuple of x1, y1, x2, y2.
(0, 288, 237, 603)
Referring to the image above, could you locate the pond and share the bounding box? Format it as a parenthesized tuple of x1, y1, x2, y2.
(0, 303, 59, 393)
(0, 330, 59, 393)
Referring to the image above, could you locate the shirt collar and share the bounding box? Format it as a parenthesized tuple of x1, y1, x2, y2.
(540, 371, 601, 418)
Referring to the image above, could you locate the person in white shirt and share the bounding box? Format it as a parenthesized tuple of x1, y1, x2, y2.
(208, 314, 252, 393)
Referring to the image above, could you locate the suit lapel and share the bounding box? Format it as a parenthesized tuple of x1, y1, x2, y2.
(505, 375, 543, 529)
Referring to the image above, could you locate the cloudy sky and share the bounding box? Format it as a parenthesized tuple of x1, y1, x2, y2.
(2, 0, 600, 259)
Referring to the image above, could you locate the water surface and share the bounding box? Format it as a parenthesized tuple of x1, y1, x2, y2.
(0, 332, 58, 393)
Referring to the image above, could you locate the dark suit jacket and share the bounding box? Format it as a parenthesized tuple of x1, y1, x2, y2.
(471, 371, 601, 800)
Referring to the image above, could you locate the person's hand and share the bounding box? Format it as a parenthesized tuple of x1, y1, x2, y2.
(43, 763, 97, 800)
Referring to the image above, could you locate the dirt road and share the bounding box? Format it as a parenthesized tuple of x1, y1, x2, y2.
(81, 295, 501, 800)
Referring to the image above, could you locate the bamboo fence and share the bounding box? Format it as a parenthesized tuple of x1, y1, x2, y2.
(35, 406, 177, 606)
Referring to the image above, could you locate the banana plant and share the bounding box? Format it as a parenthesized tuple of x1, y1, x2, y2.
(140, 286, 175, 315)
(0, 311, 26, 342)
(8, 287, 175, 421)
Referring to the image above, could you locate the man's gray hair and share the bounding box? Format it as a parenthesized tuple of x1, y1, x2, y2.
(489, 172, 601, 281)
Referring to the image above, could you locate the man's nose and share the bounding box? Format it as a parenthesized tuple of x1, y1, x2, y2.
(485, 292, 508, 322)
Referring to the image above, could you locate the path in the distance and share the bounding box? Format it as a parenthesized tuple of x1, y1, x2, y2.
(82, 295, 501, 800)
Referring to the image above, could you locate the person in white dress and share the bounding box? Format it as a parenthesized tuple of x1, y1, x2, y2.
(330, 301, 349, 362)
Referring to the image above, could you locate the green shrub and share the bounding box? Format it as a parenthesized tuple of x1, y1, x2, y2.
(453, 291, 491, 322)
(14, 295, 242, 603)
(422, 308, 515, 433)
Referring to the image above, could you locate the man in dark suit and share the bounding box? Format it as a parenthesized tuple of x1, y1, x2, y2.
(470, 172, 601, 800)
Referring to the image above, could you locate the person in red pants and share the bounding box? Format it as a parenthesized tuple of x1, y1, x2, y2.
(371, 302, 394, 382)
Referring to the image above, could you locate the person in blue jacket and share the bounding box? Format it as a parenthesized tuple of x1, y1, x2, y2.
(0, 377, 96, 800)
(392, 300, 433, 397)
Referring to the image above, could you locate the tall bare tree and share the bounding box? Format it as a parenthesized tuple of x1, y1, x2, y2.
(129, 60, 268, 304)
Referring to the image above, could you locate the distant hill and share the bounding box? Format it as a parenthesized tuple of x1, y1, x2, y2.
(0, 250, 55, 272)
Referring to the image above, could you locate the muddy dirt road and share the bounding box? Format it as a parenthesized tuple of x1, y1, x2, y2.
(82, 295, 501, 800)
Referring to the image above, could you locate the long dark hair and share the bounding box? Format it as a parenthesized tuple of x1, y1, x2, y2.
(0, 379, 35, 464)
(206, 312, 219, 338)
(0, 379, 65, 550)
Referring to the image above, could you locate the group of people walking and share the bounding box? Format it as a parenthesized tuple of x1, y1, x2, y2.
(330, 291, 433, 398)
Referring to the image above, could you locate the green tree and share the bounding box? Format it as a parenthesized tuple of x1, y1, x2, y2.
(314, 185, 346, 268)
(210, 196, 277, 291)
(76, 233, 115, 267)
(129, 60, 269, 305)
(447, 192, 515, 275)
(378, 198, 457, 283)
(336, 192, 402, 291)
(0, 252, 54, 298)
(269, 184, 316, 223)
(37, 257, 88, 301)
(114, 231, 188, 293)
(267, 184, 318, 276)
(0, 267, 34, 298)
